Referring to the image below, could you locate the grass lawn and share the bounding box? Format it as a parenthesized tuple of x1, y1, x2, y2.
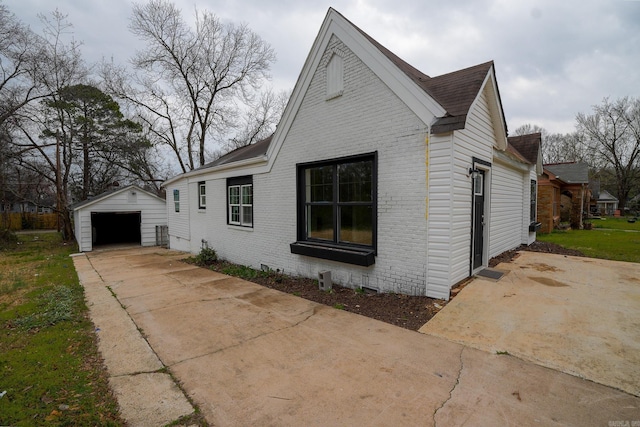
(537, 217, 640, 263)
(0, 232, 123, 426)
(590, 216, 640, 231)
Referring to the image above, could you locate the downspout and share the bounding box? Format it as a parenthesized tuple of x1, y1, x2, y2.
(424, 125, 431, 298)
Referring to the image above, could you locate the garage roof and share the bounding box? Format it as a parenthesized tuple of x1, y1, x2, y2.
(71, 185, 165, 211)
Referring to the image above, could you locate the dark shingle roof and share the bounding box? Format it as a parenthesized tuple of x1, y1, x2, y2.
(507, 133, 541, 165)
(544, 162, 589, 184)
(346, 9, 495, 133)
(198, 135, 273, 170)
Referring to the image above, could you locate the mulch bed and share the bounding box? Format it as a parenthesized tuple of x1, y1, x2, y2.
(188, 241, 584, 331)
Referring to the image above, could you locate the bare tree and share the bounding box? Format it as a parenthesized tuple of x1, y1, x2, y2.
(103, 0, 276, 173)
(513, 124, 589, 165)
(0, 4, 51, 126)
(577, 97, 640, 210)
(221, 88, 289, 154)
(8, 10, 88, 240)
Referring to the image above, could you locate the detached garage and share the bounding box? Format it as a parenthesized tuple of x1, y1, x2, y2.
(72, 185, 167, 252)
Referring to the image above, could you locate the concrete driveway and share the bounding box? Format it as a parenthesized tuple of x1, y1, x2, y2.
(421, 251, 640, 397)
(73, 247, 640, 426)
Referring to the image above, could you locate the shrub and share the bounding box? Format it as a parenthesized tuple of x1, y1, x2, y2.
(194, 240, 218, 266)
(0, 228, 18, 250)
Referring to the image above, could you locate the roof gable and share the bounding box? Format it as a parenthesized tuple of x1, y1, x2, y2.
(71, 185, 165, 211)
(508, 133, 543, 174)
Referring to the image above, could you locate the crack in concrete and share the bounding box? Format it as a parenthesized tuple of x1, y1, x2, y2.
(170, 305, 321, 367)
(433, 346, 465, 426)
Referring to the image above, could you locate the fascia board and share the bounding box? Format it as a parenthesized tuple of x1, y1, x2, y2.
(493, 149, 531, 172)
(162, 156, 269, 187)
(473, 67, 508, 150)
(71, 185, 131, 211)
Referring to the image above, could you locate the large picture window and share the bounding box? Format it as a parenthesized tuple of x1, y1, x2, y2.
(291, 153, 377, 266)
(227, 176, 253, 227)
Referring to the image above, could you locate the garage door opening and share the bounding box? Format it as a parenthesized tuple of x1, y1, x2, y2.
(91, 212, 141, 247)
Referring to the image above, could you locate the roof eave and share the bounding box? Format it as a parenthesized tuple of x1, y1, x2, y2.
(431, 115, 466, 134)
(162, 155, 268, 187)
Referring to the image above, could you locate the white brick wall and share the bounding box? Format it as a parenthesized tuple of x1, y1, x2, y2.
(175, 36, 432, 296)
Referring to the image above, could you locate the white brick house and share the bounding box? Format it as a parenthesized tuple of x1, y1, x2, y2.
(163, 8, 541, 300)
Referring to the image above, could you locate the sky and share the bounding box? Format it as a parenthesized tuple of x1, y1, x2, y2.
(7, 0, 640, 135)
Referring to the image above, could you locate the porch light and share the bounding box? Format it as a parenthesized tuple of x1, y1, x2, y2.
(468, 168, 480, 179)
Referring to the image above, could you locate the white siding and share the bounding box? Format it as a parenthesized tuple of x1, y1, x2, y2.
(425, 132, 454, 299)
(167, 181, 190, 251)
(450, 86, 495, 284)
(426, 84, 497, 299)
(489, 160, 526, 257)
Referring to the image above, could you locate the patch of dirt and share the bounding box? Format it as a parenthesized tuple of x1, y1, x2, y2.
(489, 241, 584, 267)
(188, 260, 444, 331)
(187, 241, 583, 331)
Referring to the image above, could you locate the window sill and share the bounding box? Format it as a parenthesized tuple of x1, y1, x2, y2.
(290, 241, 375, 266)
(227, 224, 254, 232)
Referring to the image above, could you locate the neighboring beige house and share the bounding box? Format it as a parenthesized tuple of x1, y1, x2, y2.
(163, 8, 541, 300)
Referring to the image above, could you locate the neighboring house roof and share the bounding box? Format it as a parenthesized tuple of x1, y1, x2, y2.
(544, 162, 589, 184)
(71, 184, 165, 211)
(597, 189, 619, 202)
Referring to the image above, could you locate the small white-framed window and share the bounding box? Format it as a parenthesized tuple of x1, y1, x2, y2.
(173, 189, 180, 212)
(198, 182, 206, 209)
(227, 176, 253, 227)
(241, 184, 252, 226)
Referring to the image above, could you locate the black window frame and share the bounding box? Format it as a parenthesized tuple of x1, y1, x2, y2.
(291, 152, 377, 266)
(529, 179, 541, 232)
(198, 181, 206, 209)
(530, 179, 537, 222)
(226, 176, 253, 227)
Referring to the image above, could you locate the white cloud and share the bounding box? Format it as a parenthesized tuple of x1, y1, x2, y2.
(7, 0, 640, 136)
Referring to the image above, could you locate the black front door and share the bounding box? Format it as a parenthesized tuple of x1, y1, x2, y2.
(472, 170, 485, 270)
